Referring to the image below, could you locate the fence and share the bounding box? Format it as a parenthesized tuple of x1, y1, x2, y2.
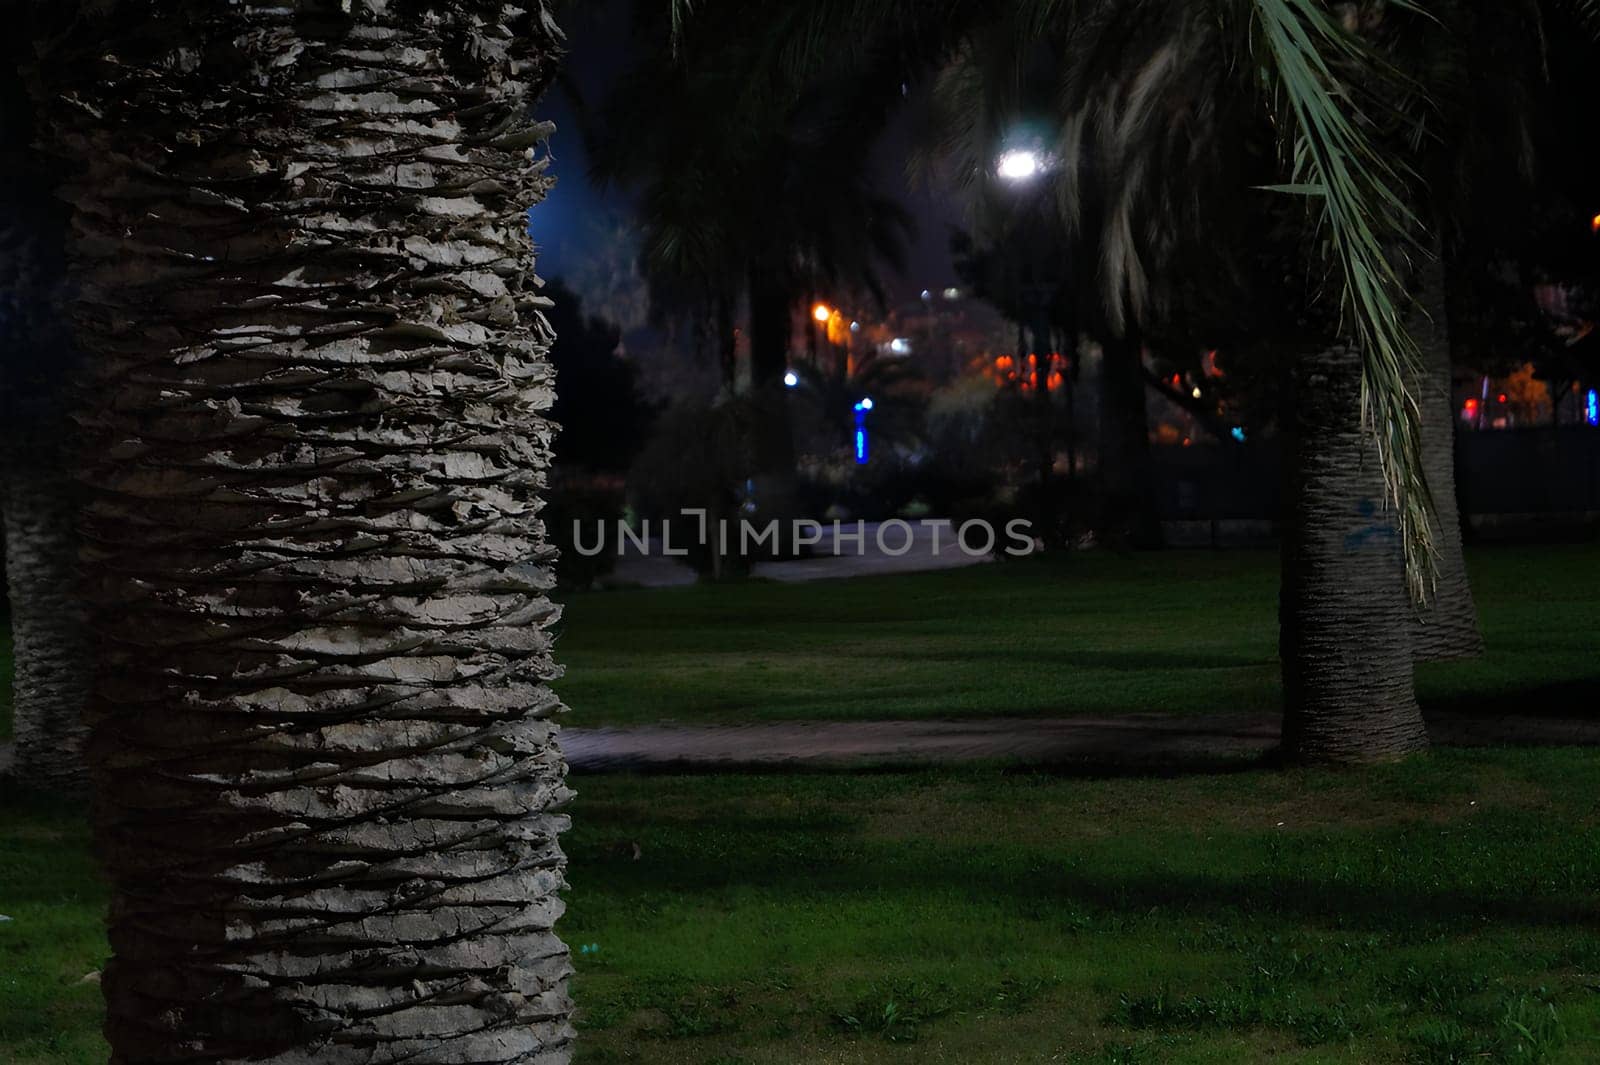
(1150, 428, 1600, 543)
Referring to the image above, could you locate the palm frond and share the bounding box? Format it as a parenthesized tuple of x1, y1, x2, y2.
(1558, 0, 1600, 40)
(670, 0, 691, 53)
(1246, 0, 1436, 599)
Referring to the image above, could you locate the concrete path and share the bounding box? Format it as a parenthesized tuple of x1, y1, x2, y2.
(7, 712, 1593, 783)
(560, 711, 1600, 771)
(602, 521, 992, 589)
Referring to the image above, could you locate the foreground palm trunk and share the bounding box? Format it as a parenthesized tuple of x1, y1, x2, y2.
(32, 3, 574, 1061)
(1407, 255, 1483, 661)
(1280, 345, 1428, 763)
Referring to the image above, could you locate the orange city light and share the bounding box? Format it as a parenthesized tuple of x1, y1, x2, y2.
(812, 303, 834, 323)
(1591, 213, 1600, 234)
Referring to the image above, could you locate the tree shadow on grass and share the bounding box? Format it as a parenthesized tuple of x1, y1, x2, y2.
(568, 813, 1600, 938)
(1421, 679, 1600, 721)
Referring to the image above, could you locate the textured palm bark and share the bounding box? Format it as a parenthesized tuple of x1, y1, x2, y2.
(30, 3, 574, 1062)
(1406, 255, 1483, 661)
(1280, 345, 1429, 764)
(1, 440, 92, 793)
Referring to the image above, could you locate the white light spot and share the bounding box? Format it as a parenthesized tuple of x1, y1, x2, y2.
(997, 149, 1042, 182)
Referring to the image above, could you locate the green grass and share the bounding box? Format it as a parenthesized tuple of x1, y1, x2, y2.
(5, 545, 1599, 1061)
(6, 750, 1600, 1063)
(0, 789, 109, 1064)
(556, 545, 1600, 727)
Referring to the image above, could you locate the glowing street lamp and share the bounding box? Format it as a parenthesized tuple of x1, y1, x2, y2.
(783, 370, 799, 388)
(812, 303, 834, 323)
(997, 148, 1043, 183)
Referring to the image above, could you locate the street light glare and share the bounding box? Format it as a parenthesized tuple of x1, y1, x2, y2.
(812, 303, 833, 323)
(783, 371, 799, 388)
(997, 149, 1042, 182)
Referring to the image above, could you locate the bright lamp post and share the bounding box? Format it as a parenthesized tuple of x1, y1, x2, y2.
(997, 148, 1044, 183)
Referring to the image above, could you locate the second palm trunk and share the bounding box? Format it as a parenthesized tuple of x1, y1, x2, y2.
(1280, 345, 1429, 763)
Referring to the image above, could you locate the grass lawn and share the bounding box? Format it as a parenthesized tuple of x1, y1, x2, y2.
(555, 545, 1600, 727)
(4, 546, 1599, 1061)
(2, 546, 1595, 741)
(5, 749, 1600, 1063)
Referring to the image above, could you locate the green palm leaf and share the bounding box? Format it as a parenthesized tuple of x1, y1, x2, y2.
(1246, 0, 1437, 598)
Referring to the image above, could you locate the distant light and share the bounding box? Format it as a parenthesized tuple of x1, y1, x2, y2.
(1182, 437, 1193, 448)
(783, 371, 799, 388)
(942, 287, 961, 300)
(1231, 427, 1247, 443)
(855, 429, 868, 464)
(1587, 389, 1599, 427)
(1498, 393, 1509, 404)
(812, 303, 833, 323)
(997, 149, 1042, 182)
(920, 289, 932, 301)
(1464, 397, 1480, 411)
(1592, 214, 1600, 235)
(850, 321, 860, 333)
(1191, 387, 1203, 400)
(889, 337, 913, 356)
(859, 397, 874, 411)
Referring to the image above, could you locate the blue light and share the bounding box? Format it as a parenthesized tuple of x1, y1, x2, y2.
(855, 429, 868, 464)
(1587, 389, 1599, 427)
(1230, 427, 1247, 443)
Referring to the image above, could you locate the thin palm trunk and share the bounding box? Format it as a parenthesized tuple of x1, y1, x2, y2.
(31, 4, 574, 1061)
(1280, 345, 1428, 763)
(746, 265, 798, 530)
(1, 434, 91, 793)
(1095, 334, 1161, 549)
(747, 265, 797, 474)
(1407, 253, 1482, 660)
(1, 95, 90, 794)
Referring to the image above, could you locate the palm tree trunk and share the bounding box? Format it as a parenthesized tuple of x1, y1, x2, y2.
(1280, 345, 1428, 763)
(746, 265, 799, 535)
(30, 4, 574, 1061)
(1095, 334, 1161, 549)
(1407, 253, 1482, 660)
(1, 73, 90, 794)
(1, 436, 91, 793)
(747, 265, 797, 477)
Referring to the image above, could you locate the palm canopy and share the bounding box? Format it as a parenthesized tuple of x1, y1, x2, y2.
(670, 0, 1596, 594)
(592, 2, 912, 356)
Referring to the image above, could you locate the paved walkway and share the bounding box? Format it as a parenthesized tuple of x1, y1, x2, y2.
(602, 522, 992, 589)
(7, 712, 1594, 782)
(561, 711, 1600, 771)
